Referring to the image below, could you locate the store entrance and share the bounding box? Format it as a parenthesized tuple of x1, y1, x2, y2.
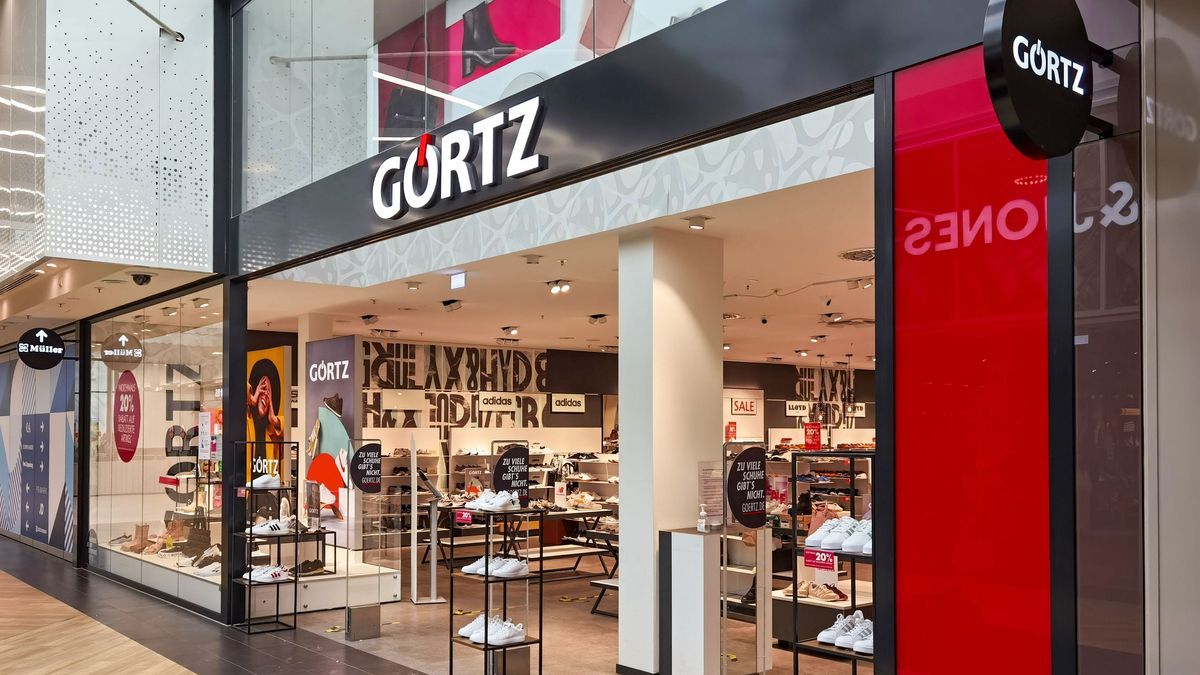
(243, 96, 876, 674)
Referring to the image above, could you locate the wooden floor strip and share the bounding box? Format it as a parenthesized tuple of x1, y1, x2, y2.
(0, 571, 192, 675)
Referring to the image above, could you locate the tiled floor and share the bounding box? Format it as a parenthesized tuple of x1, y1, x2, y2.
(0, 535, 867, 674)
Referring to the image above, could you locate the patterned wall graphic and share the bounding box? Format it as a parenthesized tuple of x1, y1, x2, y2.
(794, 365, 862, 429)
(272, 96, 874, 288)
(0, 352, 76, 553)
(361, 339, 549, 450)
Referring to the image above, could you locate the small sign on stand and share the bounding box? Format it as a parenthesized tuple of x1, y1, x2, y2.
(349, 442, 382, 494)
(493, 445, 530, 505)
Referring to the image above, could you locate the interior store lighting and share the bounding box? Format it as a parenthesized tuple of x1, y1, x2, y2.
(548, 280, 571, 295)
(501, 326, 519, 336)
(723, 344, 732, 351)
(685, 215, 710, 230)
(163, 307, 178, 317)
(193, 298, 210, 308)
(588, 314, 608, 325)
(810, 335, 827, 343)
(407, 281, 422, 291)
(442, 299, 463, 312)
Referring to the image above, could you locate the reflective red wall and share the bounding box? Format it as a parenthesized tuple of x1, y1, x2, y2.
(894, 47, 1051, 673)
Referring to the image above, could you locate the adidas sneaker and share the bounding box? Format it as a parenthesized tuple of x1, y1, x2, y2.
(817, 610, 863, 645)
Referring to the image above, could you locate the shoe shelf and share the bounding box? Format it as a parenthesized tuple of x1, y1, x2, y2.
(235, 467, 302, 634)
(796, 638, 874, 663)
(789, 452, 874, 671)
(449, 508, 545, 673)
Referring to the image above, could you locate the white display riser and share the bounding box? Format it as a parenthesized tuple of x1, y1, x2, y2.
(249, 568, 403, 618)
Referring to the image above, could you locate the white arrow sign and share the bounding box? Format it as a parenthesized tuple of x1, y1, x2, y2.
(118, 335, 129, 346)
(35, 329, 47, 342)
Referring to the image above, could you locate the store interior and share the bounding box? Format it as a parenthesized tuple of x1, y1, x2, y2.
(230, 159, 877, 672)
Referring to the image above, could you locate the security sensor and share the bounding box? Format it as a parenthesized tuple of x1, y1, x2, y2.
(128, 272, 156, 286)
(361, 314, 379, 325)
(761, 316, 769, 325)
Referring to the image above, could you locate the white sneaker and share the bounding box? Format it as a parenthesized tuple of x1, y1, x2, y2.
(493, 558, 529, 578)
(817, 610, 863, 645)
(464, 490, 495, 509)
(461, 555, 488, 574)
(479, 491, 519, 511)
(458, 614, 487, 638)
(853, 628, 875, 654)
(194, 562, 222, 577)
(247, 515, 295, 535)
(821, 517, 860, 550)
(837, 618, 873, 649)
(471, 618, 525, 646)
(246, 565, 291, 583)
(804, 518, 842, 548)
(247, 474, 281, 489)
(484, 557, 512, 575)
(841, 519, 872, 553)
(469, 617, 508, 644)
(862, 538, 873, 555)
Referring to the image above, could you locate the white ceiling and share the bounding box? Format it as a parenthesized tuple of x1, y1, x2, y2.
(247, 169, 875, 368)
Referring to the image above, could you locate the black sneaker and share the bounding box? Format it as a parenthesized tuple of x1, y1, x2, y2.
(297, 559, 326, 576)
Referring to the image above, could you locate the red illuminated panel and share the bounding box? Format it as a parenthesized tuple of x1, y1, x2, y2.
(894, 47, 1050, 673)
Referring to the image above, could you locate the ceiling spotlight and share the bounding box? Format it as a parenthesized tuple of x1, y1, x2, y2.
(193, 298, 210, 308)
(45, 262, 57, 268)
(162, 307, 178, 317)
(810, 335, 827, 343)
(862, 277, 874, 289)
(442, 299, 463, 312)
(547, 280, 571, 294)
(822, 312, 844, 322)
(588, 314, 608, 325)
(501, 326, 519, 336)
(870, 355, 877, 362)
(406, 281, 421, 291)
(796, 349, 810, 357)
(846, 279, 859, 290)
(33, 269, 44, 274)
(685, 215, 710, 230)
(522, 254, 543, 265)
(723, 343, 731, 351)
(361, 314, 380, 325)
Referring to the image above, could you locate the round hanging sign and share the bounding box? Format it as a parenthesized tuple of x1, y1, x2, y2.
(983, 0, 1093, 159)
(16, 327, 65, 370)
(493, 445, 530, 503)
(349, 442, 382, 494)
(726, 446, 768, 529)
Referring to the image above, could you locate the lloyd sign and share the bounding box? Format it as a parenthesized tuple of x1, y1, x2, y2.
(372, 97, 546, 220)
(983, 0, 1093, 158)
(785, 401, 813, 418)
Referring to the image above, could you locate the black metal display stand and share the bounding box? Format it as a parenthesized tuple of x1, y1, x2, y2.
(790, 450, 875, 674)
(449, 507, 545, 674)
(235, 483, 300, 634)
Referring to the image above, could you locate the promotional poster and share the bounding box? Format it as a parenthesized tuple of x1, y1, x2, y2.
(304, 336, 358, 525)
(246, 346, 290, 481)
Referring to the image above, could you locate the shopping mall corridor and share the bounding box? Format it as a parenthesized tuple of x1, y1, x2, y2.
(0, 536, 413, 674)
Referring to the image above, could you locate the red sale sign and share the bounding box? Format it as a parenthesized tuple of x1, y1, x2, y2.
(114, 369, 141, 463)
(803, 422, 822, 449)
(725, 422, 737, 442)
(804, 548, 837, 570)
(455, 510, 473, 525)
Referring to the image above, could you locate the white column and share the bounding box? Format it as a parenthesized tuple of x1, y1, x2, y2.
(618, 228, 724, 673)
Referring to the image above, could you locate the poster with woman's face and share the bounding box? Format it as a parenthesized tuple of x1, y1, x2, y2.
(245, 346, 290, 480)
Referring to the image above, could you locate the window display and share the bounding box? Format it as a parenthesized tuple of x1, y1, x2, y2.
(87, 288, 225, 612)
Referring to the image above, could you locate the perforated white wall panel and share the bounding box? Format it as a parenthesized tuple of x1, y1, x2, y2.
(0, 0, 47, 282)
(43, 0, 213, 272)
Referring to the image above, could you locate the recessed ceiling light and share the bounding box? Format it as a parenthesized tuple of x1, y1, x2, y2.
(862, 277, 874, 289)
(442, 299, 462, 312)
(810, 335, 827, 343)
(500, 326, 519, 336)
(407, 281, 421, 291)
(45, 262, 57, 268)
(522, 254, 543, 265)
(33, 269, 44, 274)
(723, 343, 731, 351)
(192, 298, 210, 308)
(797, 350, 810, 357)
(685, 215, 710, 230)
(163, 307, 178, 316)
(212, 351, 222, 356)
(588, 314, 608, 325)
(548, 280, 571, 294)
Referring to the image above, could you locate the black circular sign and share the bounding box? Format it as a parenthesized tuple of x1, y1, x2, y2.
(726, 447, 767, 529)
(16, 327, 66, 370)
(493, 445, 530, 504)
(98, 332, 144, 368)
(984, 0, 1092, 159)
(349, 442, 382, 494)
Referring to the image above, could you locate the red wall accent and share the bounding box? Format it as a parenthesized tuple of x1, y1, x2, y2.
(894, 47, 1051, 673)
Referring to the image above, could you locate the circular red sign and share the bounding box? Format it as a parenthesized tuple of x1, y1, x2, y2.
(114, 369, 141, 463)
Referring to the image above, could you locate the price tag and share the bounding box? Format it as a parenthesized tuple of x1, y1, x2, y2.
(455, 510, 473, 525)
(804, 548, 837, 571)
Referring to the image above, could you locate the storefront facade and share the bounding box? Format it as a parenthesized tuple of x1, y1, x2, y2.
(7, 0, 1192, 672)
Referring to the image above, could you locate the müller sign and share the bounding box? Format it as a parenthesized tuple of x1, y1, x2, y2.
(372, 97, 547, 220)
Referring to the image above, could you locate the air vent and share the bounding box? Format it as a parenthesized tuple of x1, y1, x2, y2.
(838, 247, 876, 263)
(0, 272, 38, 296)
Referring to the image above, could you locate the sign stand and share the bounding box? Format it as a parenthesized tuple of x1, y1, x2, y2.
(720, 442, 772, 674)
(410, 431, 445, 606)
